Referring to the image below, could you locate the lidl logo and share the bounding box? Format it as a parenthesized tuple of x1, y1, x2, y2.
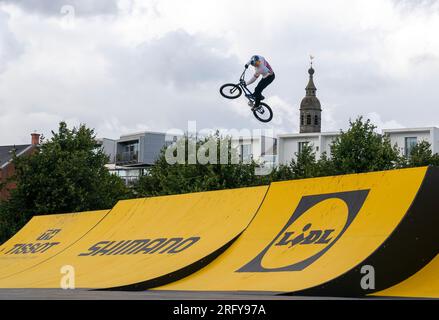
(238, 190, 369, 272)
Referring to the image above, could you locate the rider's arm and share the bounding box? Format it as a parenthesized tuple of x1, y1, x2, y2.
(246, 73, 259, 86)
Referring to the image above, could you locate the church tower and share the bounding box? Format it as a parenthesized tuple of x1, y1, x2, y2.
(300, 60, 322, 133)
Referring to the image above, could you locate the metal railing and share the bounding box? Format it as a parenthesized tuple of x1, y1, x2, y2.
(116, 151, 138, 164)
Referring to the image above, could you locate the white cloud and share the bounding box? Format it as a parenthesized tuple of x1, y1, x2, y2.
(0, 9, 23, 73)
(0, 0, 120, 16)
(365, 112, 405, 132)
(0, 0, 438, 145)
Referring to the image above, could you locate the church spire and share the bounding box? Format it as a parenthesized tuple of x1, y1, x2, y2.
(305, 65, 317, 96)
(299, 56, 322, 133)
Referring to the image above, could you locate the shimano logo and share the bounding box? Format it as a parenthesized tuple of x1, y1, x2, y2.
(78, 237, 200, 256)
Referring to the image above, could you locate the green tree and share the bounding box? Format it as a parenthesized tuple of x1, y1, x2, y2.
(269, 143, 320, 181)
(315, 152, 337, 177)
(329, 117, 400, 174)
(397, 140, 439, 168)
(269, 163, 294, 182)
(290, 143, 318, 179)
(134, 133, 269, 196)
(0, 121, 130, 242)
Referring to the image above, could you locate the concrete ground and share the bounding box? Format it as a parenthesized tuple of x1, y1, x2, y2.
(0, 289, 379, 300)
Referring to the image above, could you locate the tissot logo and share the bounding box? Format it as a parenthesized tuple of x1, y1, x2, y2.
(3, 229, 62, 255)
(237, 190, 369, 272)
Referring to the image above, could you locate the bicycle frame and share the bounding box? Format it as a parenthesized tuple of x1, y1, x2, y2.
(220, 68, 272, 121)
(236, 69, 254, 100)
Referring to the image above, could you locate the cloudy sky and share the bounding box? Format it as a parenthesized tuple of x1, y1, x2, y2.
(0, 0, 438, 145)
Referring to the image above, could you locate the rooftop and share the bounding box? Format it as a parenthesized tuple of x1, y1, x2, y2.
(0, 144, 32, 168)
(278, 131, 340, 138)
(382, 127, 438, 133)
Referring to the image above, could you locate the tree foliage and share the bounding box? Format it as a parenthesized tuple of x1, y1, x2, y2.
(270, 143, 320, 181)
(1, 117, 438, 243)
(0, 122, 130, 242)
(397, 140, 439, 168)
(329, 117, 400, 174)
(134, 133, 270, 196)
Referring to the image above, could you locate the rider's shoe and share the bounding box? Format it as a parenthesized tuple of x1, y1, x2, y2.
(260, 94, 265, 101)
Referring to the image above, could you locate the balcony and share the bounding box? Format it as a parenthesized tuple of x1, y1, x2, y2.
(116, 151, 139, 165)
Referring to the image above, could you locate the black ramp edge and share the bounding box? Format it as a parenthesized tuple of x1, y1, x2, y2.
(287, 166, 439, 297)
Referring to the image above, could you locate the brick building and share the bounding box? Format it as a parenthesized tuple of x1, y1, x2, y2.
(0, 133, 40, 201)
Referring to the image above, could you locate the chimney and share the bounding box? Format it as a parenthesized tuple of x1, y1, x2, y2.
(31, 133, 40, 145)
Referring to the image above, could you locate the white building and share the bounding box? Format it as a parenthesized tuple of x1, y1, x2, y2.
(276, 127, 439, 165)
(231, 135, 277, 166)
(383, 127, 439, 157)
(97, 131, 180, 185)
(277, 132, 339, 164)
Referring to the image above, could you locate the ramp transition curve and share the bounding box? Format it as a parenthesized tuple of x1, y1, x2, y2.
(1, 167, 438, 297)
(0, 186, 268, 289)
(0, 210, 108, 281)
(158, 167, 438, 296)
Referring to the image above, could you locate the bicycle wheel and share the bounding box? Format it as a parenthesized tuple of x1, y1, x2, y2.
(220, 84, 242, 99)
(253, 102, 273, 123)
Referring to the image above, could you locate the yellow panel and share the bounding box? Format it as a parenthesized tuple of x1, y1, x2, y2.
(373, 255, 439, 298)
(0, 210, 108, 279)
(0, 186, 267, 288)
(157, 167, 427, 292)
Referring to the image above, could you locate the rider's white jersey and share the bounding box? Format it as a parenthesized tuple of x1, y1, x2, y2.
(246, 56, 274, 85)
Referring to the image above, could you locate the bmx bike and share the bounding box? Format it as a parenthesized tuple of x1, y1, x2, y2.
(219, 68, 273, 123)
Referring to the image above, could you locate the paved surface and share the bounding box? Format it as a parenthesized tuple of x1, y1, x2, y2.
(0, 289, 378, 300)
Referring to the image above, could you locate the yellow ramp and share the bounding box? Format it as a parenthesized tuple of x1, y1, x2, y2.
(0, 210, 108, 280)
(0, 186, 267, 289)
(158, 167, 439, 296)
(372, 255, 439, 298)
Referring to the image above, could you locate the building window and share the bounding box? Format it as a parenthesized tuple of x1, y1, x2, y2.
(298, 141, 309, 154)
(405, 137, 417, 157)
(118, 141, 139, 164)
(301, 115, 304, 126)
(314, 115, 319, 125)
(306, 114, 311, 125)
(240, 144, 252, 162)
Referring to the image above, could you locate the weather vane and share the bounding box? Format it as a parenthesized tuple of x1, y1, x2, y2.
(310, 54, 315, 67)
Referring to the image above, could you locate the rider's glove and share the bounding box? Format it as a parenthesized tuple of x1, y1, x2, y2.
(245, 64, 249, 69)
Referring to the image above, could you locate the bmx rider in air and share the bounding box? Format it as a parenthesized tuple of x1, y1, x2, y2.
(244, 55, 275, 109)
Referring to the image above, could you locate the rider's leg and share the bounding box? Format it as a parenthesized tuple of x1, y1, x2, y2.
(253, 74, 275, 107)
